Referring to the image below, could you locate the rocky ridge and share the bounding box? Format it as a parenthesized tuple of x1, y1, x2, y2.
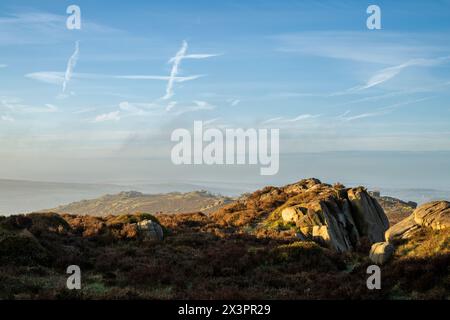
(49, 190, 232, 216)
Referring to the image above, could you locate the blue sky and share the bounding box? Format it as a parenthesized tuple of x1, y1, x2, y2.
(1, 0, 450, 187)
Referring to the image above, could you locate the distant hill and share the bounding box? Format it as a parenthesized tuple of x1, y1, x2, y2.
(49, 190, 233, 216)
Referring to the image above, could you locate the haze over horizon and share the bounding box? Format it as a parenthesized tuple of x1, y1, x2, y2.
(2, 150, 450, 215)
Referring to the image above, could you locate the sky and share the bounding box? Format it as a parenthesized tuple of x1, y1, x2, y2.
(0, 0, 450, 191)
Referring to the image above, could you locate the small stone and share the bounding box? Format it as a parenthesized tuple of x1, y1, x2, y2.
(137, 219, 164, 241)
(369, 242, 394, 265)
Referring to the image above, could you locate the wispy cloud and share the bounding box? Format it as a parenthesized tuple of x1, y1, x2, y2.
(262, 114, 321, 125)
(44, 104, 59, 112)
(334, 92, 408, 108)
(26, 72, 203, 86)
(275, 31, 450, 65)
(0, 64, 7, 68)
(168, 53, 221, 64)
(0, 98, 58, 114)
(337, 110, 351, 119)
(0, 11, 66, 46)
(119, 101, 163, 116)
(203, 118, 220, 126)
(341, 111, 388, 121)
(0, 98, 21, 110)
(0, 10, 125, 46)
(350, 56, 450, 91)
(26, 72, 65, 85)
(170, 100, 216, 116)
(261, 117, 284, 125)
(285, 114, 321, 122)
(228, 99, 241, 107)
(73, 108, 96, 115)
(93, 111, 121, 123)
(114, 74, 202, 81)
(263, 55, 450, 100)
(340, 97, 433, 121)
(166, 101, 177, 111)
(119, 101, 145, 115)
(24, 104, 59, 113)
(62, 41, 80, 94)
(93, 101, 168, 122)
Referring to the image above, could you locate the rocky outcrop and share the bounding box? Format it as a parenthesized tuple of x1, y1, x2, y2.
(369, 242, 395, 265)
(282, 199, 357, 252)
(279, 180, 389, 252)
(385, 201, 450, 241)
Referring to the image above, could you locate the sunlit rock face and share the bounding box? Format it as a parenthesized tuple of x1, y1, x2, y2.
(386, 201, 450, 241)
(278, 179, 389, 252)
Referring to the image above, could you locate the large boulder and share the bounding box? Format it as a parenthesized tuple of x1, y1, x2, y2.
(385, 201, 450, 241)
(385, 215, 419, 241)
(413, 201, 450, 230)
(347, 188, 389, 243)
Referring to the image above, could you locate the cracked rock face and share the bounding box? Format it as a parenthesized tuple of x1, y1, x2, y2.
(386, 201, 450, 241)
(280, 181, 389, 252)
(347, 188, 390, 243)
(413, 201, 450, 230)
(385, 215, 419, 241)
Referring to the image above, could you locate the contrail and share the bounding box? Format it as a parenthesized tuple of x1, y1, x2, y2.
(162, 41, 219, 100)
(163, 41, 188, 100)
(62, 41, 80, 93)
